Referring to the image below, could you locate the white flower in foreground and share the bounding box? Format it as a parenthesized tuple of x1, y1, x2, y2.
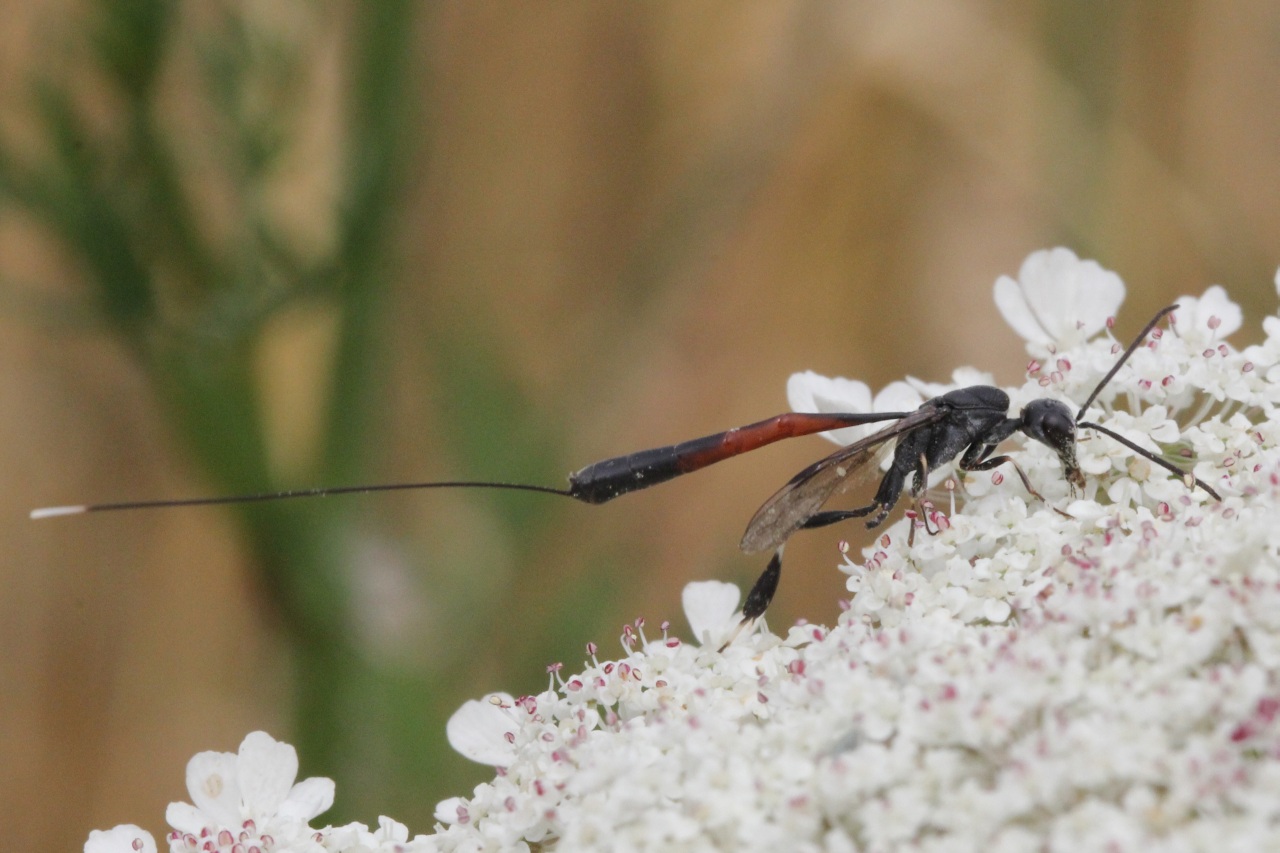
(994, 246, 1125, 349)
(85, 825, 156, 853)
(92, 733, 433, 852)
(164, 731, 335, 852)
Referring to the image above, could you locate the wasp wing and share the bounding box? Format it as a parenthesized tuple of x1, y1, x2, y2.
(738, 404, 945, 554)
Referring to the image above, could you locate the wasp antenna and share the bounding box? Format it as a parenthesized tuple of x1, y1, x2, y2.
(1076, 305, 1178, 423)
(30, 505, 88, 520)
(1078, 420, 1221, 501)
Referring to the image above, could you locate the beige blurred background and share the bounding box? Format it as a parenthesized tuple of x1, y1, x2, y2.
(4, 1, 1280, 849)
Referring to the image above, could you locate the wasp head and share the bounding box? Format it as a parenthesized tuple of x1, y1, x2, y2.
(1020, 398, 1085, 491)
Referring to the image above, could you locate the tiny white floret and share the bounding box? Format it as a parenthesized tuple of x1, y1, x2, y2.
(446, 693, 519, 766)
(682, 580, 741, 646)
(1172, 284, 1243, 342)
(84, 825, 156, 853)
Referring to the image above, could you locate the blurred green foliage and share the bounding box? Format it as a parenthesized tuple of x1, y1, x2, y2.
(0, 0, 498, 823)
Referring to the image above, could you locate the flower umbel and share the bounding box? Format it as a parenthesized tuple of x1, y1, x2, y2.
(89, 251, 1280, 851)
(424, 252, 1280, 851)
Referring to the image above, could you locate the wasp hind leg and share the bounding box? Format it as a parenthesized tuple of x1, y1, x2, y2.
(799, 504, 881, 531)
(719, 549, 783, 652)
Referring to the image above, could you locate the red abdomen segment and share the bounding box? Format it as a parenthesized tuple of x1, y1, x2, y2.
(567, 411, 900, 504)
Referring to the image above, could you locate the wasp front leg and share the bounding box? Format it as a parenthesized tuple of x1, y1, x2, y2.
(906, 452, 938, 547)
(958, 443, 1072, 519)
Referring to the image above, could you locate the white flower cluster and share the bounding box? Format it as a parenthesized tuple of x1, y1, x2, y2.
(89, 250, 1280, 852)
(85, 731, 417, 853)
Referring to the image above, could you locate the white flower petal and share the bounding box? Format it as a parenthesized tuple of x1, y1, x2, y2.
(787, 370, 871, 413)
(375, 816, 410, 843)
(993, 273, 1051, 344)
(682, 580, 741, 646)
(873, 381, 924, 412)
(85, 825, 157, 853)
(278, 775, 336, 823)
(1265, 316, 1280, 341)
(434, 796, 468, 825)
(447, 693, 518, 766)
(983, 597, 1012, 623)
(904, 373, 966, 399)
(184, 750, 241, 827)
(950, 366, 996, 388)
(236, 731, 299, 819)
(164, 801, 208, 836)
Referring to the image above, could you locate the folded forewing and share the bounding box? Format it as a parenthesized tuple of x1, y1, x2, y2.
(738, 405, 944, 554)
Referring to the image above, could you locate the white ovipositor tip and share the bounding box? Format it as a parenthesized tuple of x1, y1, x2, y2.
(30, 505, 88, 520)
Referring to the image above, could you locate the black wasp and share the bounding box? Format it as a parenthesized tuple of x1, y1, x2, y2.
(33, 305, 1221, 635)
